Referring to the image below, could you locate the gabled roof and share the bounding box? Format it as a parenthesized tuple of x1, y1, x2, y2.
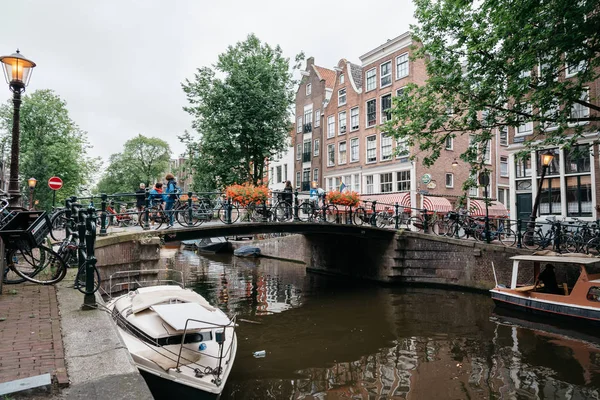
(348, 62, 363, 90)
(312, 65, 337, 89)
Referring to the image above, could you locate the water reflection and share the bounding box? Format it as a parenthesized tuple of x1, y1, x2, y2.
(163, 250, 600, 399)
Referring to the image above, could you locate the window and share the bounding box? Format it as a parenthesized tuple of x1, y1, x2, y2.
(537, 149, 560, 176)
(350, 138, 359, 162)
(396, 138, 409, 157)
(498, 188, 509, 206)
(483, 140, 491, 164)
(538, 55, 555, 83)
(314, 109, 320, 127)
(569, 89, 590, 125)
(397, 171, 410, 191)
(380, 173, 393, 193)
(517, 104, 533, 135)
(350, 107, 359, 131)
(306, 83, 311, 95)
(500, 157, 508, 177)
(445, 136, 453, 150)
(270, 167, 274, 183)
(396, 87, 406, 97)
(565, 145, 591, 174)
(295, 171, 300, 188)
(303, 140, 311, 162)
(343, 175, 351, 189)
(380, 61, 392, 87)
(303, 168, 310, 188)
(366, 99, 377, 127)
(566, 175, 592, 216)
(539, 177, 561, 215)
(313, 168, 319, 183)
(515, 156, 531, 179)
(327, 116, 335, 138)
(339, 74, 345, 84)
(542, 99, 559, 131)
(587, 287, 600, 302)
(396, 53, 409, 79)
(314, 139, 320, 156)
(366, 68, 376, 91)
(353, 174, 360, 192)
(381, 133, 392, 161)
(304, 109, 312, 131)
(445, 173, 454, 188)
(327, 144, 335, 166)
(381, 94, 392, 123)
(296, 117, 302, 133)
(284, 164, 288, 181)
(499, 127, 508, 146)
(296, 144, 301, 160)
(338, 141, 347, 164)
(276, 166, 282, 183)
(469, 173, 478, 197)
(338, 88, 347, 106)
(566, 52, 586, 77)
(338, 111, 347, 134)
(366, 135, 376, 163)
(365, 175, 374, 194)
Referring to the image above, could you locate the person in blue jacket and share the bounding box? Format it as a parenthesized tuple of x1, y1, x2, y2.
(163, 173, 179, 228)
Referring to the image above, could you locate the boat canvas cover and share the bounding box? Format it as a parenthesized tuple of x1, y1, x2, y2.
(136, 344, 201, 371)
(151, 302, 231, 331)
(131, 288, 216, 314)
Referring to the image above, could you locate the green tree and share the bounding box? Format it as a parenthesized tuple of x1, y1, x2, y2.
(387, 0, 600, 174)
(0, 89, 99, 210)
(96, 134, 171, 194)
(182, 34, 302, 190)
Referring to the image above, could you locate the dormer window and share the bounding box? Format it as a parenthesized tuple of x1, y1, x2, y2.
(306, 83, 312, 96)
(340, 74, 345, 84)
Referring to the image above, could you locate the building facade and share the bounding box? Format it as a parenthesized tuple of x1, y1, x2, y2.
(267, 135, 295, 196)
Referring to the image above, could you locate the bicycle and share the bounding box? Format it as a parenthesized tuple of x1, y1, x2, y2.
(522, 218, 569, 251)
(297, 196, 339, 223)
(473, 218, 517, 246)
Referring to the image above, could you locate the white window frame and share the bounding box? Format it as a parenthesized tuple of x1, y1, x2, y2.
(296, 116, 302, 133)
(445, 173, 454, 188)
(295, 171, 301, 188)
(365, 175, 374, 194)
(313, 168, 319, 183)
(350, 137, 359, 163)
(499, 126, 508, 146)
(338, 88, 347, 106)
(445, 136, 453, 150)
(350, 107, 359, 131)
(353, 173, 360, 192)
(381, 93, 392, 123)
(569, 88, 590, 126)
(396, 53, 409, 79)
(314, 109, 320, 127)
(380, 61, 392, 88)
(296, 144, 301, 160)
(516, 104, 533, 135)
(365, 68, 376, 92)
(327, 115, 335, 138)
(396, 170, 410, 192)
(338, 111, 347, 135)
(396, 138, 409, 158)
(565, 52, 586, 78)
(380, 172, 393, 193)
(314, 139, 320, 157)
(327, 144, 335, 167)
(381, 133, 392, 161)
(483, 140, 491, 165)
(306, 83, 311, 96)
(338, 141, 347, 165)
(366, 135, 377, 164)
(339, 74, 345, 84)
(366, 99, 377, 128)
(500, 156, 509, 177)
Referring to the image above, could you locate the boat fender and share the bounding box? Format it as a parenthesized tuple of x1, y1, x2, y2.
(199, 343, 207, 351)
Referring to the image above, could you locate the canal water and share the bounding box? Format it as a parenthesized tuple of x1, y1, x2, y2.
(159, 248, 600, 400)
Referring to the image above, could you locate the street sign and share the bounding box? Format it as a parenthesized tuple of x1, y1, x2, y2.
(48, 176, 63, 191)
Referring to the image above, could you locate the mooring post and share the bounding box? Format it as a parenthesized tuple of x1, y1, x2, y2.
(225, 197, 232, 224)
(82, 206, 98, 310)
(100, 193, 108, 236)
(187, 191, 193, 227)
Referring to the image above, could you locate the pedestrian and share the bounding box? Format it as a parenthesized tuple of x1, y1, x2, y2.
(282, 180, 293, 219)
(537, 264, 561, 295)
(164, 173, 179, 228)
(135, 183, 146, 213)
(148, 183, 164, 226)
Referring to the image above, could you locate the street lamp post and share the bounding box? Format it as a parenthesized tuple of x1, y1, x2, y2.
(527, 150, 555, 233)
(27, 177, 37, 210)
(0, 50, 36, 208)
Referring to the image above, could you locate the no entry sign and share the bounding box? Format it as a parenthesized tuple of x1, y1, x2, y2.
(48, 176, 63, 191)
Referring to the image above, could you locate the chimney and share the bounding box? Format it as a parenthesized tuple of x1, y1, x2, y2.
(306, 57, 315, 67)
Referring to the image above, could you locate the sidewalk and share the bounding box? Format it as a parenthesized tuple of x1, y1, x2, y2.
(0, 283, 68, 387)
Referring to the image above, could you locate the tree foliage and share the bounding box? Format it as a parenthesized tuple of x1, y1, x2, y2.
(0, 90, 99, 210)
(182, 34, 302, 190)
(387, 0, 600, 172)
(96, 134, 170, 194)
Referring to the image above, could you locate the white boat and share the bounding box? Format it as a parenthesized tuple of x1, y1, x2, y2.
(105, 272, 237, 397)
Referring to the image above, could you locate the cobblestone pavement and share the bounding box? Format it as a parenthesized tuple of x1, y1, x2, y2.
(0, 283, 68, 387)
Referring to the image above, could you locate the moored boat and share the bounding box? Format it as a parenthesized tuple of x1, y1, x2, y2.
(490, 254, 600, 323)
(181, 237, 230, 253)
(233, 245, 261, 258)
(106, 278, 237, 397)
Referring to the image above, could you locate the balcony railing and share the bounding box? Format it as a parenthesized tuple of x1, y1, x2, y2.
(303, 123, 312, 133)
(301, 181, 311, 191)
(302, 152, 311, 162)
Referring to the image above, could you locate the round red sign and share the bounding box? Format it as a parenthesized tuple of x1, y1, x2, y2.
(48, 176, 63, 191)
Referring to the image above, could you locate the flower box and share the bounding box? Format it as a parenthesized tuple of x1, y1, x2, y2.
(326, 190, 360, 207)
(225, 183, 269, 207)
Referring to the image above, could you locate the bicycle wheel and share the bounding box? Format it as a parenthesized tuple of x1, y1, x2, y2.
(352, 207, 368, 226)
(217, 204, 240, 224)
(274, 201, 293, 222)
(297, 201, 315, 222)
(522, 230, 542, 250)
(586, 238, 600, 255)
(448, 222, 467, 238)
(320, 204, 339, 223)
(146, 206, 164, 229)
(408, 216, 424, 232)
(376, 211, 392, 228)
(176, 204, 203, 226)
(564, 234, 583, 253)
(9, 245, 68, 285)
(499, 228, 517, 247)
(50, 209, 68, 241)
(3, 249, 29, 284)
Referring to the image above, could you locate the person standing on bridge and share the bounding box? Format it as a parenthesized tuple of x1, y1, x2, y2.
(136, 183, 146, 213)
(164, 173, 179, 228)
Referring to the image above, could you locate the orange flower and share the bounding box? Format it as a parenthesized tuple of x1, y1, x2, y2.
(326, 191, 360, 207)
(225, 183, 269, 207)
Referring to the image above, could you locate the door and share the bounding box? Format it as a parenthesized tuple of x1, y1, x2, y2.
(516, 193, 532, 222)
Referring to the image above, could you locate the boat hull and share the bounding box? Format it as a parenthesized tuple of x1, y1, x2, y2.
(491, 290, 600, 324)
(139, 369, 220, 400)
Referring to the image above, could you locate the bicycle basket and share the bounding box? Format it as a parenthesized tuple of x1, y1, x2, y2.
(0, 211, 51, 251)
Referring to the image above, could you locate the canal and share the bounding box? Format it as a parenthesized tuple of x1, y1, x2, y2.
(158, 248, 600, 399)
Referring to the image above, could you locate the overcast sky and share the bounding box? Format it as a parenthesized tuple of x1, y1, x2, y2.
(1, 0, 415, 164)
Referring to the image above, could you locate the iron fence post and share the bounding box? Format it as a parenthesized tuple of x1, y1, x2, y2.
(395, 203, 400, 230)
(226, 197, 232, 224)
(100, 193, 108, 236)
(423, 208, 429, 234)
(187, 191, 193, 227)
(262, 201, 268, 223)
(293, 190, 299, 222)
(555, 221, 561, 253)
(517, 219, 522, 248)
(370, 201, 377, 227)
(77, 208, 87, 271)
(65, 198, 73, 238)
(143, 189, 150, 230)
(82, 206, 98, 309)
(347, 206, 352, 225)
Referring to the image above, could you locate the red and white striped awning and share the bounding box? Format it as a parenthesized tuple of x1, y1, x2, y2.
(360, 192, 410, 211)
(422, 196, 453, 213)
(469, 200, 508, 217)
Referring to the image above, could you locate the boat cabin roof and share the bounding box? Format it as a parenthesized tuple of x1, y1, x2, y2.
(510, 255, 600, 266)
